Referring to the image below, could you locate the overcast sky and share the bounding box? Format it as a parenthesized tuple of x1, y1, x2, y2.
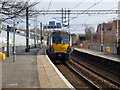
(18, 0, 120, 34)
(32, 0, 119, 2)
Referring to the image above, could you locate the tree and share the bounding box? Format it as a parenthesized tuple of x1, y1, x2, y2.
(0, 0, 39, 23)
(84, 24, 94, 41)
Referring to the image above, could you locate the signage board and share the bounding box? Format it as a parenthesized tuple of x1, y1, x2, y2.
(49, 21, 55, 26)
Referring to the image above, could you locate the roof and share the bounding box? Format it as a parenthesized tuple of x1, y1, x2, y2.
(51, 30, 70, 35)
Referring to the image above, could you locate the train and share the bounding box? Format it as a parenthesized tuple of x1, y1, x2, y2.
(47, 30, 72, 63)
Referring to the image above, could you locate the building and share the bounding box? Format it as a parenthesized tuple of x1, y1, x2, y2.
(96, 20, 120, 47)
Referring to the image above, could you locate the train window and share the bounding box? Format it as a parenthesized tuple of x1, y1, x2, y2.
(52, 36, 60, 44)
(52, 34, 70, 44)
(61, 35, 69, 44)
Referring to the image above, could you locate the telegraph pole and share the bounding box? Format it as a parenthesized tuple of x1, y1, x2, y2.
(25, 6, 30, 52)
(118, 1, 120, 55)
(65, 8, 66, 23)
(103, 22, 105, 46)
(101, 24, 103, 52)
(34, 28, 36, 48)
(101, 22, 105, 52)
(68, 9, 70, 32)
(62, 8, 63, 28)
(46, 24, 47, 33)
(13, 20, 16, 62)
(34, 15, 37, 48)
(40, 22, 42, 48)
(7, 25, 10, 57)
(117, 19, 120, 54)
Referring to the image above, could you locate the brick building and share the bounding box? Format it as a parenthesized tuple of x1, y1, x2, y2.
(96, 20, 120, 47)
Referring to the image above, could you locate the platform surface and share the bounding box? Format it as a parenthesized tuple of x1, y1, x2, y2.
(37, 48, 74, 88)
(2, 48, 74, 89)
(74, 48, 120, 62)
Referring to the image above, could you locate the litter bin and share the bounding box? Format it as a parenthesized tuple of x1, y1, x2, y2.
(0, 52, 6, 60)
(105, 46, 110, 53)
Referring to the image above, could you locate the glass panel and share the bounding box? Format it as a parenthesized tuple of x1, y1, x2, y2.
(52, 36, 61, 44)
(52, 34, 70, 44)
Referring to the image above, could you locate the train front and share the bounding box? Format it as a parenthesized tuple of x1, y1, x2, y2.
(50, 31, 71, 62)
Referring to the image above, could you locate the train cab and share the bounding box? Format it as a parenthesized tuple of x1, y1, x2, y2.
(47, 30, 71, 63)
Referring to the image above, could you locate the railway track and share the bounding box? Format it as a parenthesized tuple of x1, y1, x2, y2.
(56, 63, 99, 89)
(47, 50, 120, 89)
(68, 56, 120, 89)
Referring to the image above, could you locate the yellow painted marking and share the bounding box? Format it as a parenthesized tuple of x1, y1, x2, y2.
(37, 52, 52, 88)
(13, 41, 15, 43)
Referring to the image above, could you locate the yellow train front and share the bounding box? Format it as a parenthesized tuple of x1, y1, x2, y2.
(47, 31, 71, 63)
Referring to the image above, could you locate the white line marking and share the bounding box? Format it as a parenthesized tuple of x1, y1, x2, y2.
(45, 49, 75, 89)
(6, 83, 18, 87)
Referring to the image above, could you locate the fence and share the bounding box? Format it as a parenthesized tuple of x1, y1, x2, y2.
(88, 45, 117, 54)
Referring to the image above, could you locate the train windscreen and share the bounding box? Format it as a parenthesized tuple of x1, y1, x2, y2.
(52, 32, 70, 44)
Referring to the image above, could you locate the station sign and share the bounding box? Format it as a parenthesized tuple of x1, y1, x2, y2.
(56, 22, 61, 25)
(56, 22, 61, 28)
(49, 21, 55, 26)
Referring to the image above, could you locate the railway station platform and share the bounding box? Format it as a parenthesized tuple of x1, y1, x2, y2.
(2, 48, 74, 89)
(74, 48, 120, 62)
(37, 48, 74, 88)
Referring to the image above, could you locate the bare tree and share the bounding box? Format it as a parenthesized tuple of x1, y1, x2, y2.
(84, 24, 94, 41)
(0, 0, 39, 23)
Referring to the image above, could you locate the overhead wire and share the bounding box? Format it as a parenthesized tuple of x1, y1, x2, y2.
(69, 8, 117, 32)
(70, 0, 104, 32)
(85, 0, 103, 10)
(51, 0, 85, 22)
(47, 0, 52, 11)
(42, 0, 52, 25)
(70, 15, 118, 32)
(39, 0, 116, 32)
(44, 3, 116, 24)
(71, 0, 85, 10)
(89, 6, 118, 25)
(83, 5, 118, 26)
(69, 0, 103, 22)
(66, 0, 103, 33)
(70, 16, 117, 31)
(68, 0, 118, 33)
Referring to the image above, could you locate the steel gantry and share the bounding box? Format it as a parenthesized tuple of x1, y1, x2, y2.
(31, 10, 120, 15)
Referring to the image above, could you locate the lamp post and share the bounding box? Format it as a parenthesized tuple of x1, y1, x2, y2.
(101, 24, 103, 52)
(34, 28, 36, 48)
(7, 25, 10, 57)
(13, 21, 16, 62)
(25, 6, 30, 52)
(117, 18, 120, 54)
(13, 20, 19, 62)
(101, 22, 105, 52)
(0, 21, 2, 53)
(40, 22, 42, 48)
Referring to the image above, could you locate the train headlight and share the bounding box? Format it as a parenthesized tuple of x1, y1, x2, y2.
(67, 46, 71, 52)
(50, 45, 54, 52)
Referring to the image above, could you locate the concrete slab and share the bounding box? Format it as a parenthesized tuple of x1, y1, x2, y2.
(2, 48, 74, 89)
(2, 48, 40, 88)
